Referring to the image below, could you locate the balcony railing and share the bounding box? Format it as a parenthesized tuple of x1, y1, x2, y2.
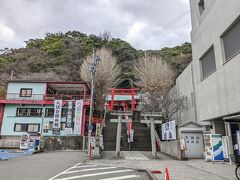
(2, 93, 90, 101)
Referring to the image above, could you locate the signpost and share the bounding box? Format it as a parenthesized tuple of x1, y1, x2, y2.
(93, 123, 101, 159)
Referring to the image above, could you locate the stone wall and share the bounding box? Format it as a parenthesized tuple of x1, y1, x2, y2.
(0, 135, 88, 150)
(43, 136, 87, 151)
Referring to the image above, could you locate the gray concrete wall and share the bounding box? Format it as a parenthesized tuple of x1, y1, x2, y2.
(190, 0, 240, 122)
(0, 139, 20, 148)
(161, 140, 181, 159)
(176, 64, 196, 124)
(190, 0, 217, 31)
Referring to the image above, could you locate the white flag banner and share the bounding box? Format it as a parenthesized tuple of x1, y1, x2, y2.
(53, 100, 62, 135)
(65, 100, 74, 135)
(74, 100, 83, 135)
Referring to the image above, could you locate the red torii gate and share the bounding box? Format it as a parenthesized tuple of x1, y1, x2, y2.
(107, 88, 139, 112)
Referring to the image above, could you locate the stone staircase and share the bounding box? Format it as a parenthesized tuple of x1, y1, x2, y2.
(103, 113, 152, 151)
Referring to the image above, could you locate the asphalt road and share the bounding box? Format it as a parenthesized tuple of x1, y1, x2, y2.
(49, 163, 149, 180)
(0, 151, 88, 180)
(0, 151, 150, 180)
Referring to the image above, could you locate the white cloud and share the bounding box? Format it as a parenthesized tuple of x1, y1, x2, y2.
(0, 23, 15, 43)
(126, 22, 147, 44)
(0, 0, 192, 50)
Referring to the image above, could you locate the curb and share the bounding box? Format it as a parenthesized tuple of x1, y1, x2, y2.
(137, 169, 159, 180)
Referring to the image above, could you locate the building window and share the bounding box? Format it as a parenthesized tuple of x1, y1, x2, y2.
(61, 122, 65, 130)
(45, 108, 54, 117)
(16, 108, 42, 117)
(14, 123, 39, 132)
(200, 46, 216, 80)
(27, 124, 39, 132)
(48, 122, 66, 130)
(198, 0, 205, 15)
(14, 124, 22, 132)
(222, 18, 240, 61)
(20, 88, 32, 97)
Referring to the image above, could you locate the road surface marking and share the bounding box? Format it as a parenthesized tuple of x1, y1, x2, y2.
(54, 169, 134, 180)
(123, 151, 148, 160)
(63, 166, 117, 174)
(48, 163, 82, 180)
(99, 174, 141, 180)
(70, 164, 98, 169)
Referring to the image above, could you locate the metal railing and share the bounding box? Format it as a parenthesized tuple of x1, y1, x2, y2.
(2, 93, 90, 101)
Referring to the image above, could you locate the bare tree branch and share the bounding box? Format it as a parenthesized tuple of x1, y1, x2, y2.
(133, 55, 184, 121)
(80, 47, 121, 116)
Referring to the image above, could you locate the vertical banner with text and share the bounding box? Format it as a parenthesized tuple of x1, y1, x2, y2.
(65, 100, 74, 135)
(52, 100, 62, 135)
(74, 100, 83, 135)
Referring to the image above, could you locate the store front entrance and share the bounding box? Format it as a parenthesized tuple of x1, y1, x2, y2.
(230, 122, 240, 156)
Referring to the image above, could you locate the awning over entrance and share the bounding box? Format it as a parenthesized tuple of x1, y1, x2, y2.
(223, 114, 240, 120)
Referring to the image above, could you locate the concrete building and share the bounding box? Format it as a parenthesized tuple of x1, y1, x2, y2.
(189, 0, 240, 161)
(164, 0, 240, 160)
(166, 63, 204, 159)
(0, 80, 91, 139)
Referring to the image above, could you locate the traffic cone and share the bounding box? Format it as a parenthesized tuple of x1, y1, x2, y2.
(165, 167, 170, 180)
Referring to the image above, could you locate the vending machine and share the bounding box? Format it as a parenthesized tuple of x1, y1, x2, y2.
(204, 134, 224, 161)
(20, 132, 43, 152)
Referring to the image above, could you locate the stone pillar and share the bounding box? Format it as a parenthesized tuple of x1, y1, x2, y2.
(116, 115, 122, 158)
(150, 117, 157, 159)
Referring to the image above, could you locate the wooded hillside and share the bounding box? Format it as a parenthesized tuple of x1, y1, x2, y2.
(0, 31, 192, 88)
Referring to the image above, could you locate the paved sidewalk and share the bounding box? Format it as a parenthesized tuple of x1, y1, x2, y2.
(92, 151, 236, 180)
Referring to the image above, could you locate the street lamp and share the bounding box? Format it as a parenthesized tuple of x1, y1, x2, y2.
(88, 49, 101, 158)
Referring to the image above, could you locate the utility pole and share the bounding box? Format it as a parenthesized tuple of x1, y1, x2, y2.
(88, 48, 101, 158)
(10, 70, 14, 80)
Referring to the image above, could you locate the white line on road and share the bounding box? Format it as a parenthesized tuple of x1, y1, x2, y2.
(63, 166, 117, 174)
(54, 169, 134, 180)
(70, 164, 98, 169)
(48, 163, 82, 180)
(98, 174, 141, 180)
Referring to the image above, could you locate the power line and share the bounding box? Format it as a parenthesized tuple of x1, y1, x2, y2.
(151, 21, 191, 42)
(137, 10, 189, 46)
(148, 11, 189, 40)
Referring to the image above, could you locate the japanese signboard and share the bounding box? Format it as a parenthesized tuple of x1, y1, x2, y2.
(52, 100, 62, 135)
(74, 100, 83, 135)
(95, 123, 101, 146)
(99, 134, 104, 150)
(65, 100, 74, 135)
(129, 129, 134, 142)
(161, 120, 176, 140)
(43, 119, 49, 133)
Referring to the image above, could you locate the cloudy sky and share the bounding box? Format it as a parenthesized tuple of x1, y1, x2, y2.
(0, 0, 191, 50)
